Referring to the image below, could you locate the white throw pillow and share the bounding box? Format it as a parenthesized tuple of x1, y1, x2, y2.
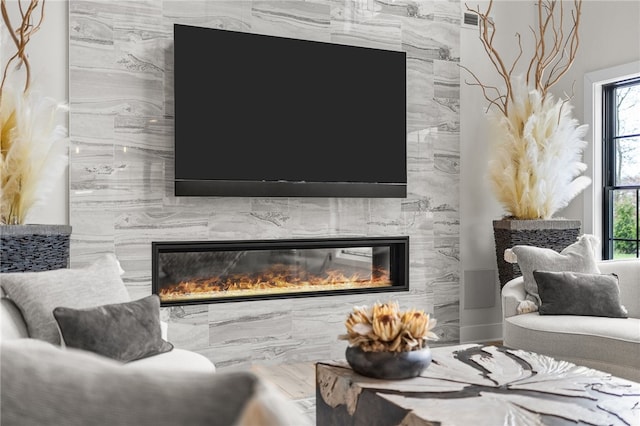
(0, 254, 131, 344)
(509, 234, 600, 308)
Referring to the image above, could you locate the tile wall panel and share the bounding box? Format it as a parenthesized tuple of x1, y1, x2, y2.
(69, 0, 461, 369)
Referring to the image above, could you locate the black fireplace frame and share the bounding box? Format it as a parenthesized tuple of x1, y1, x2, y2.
(152, 236, 409, 306)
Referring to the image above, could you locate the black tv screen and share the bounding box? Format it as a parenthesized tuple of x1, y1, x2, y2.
(174, 24, 407, 197)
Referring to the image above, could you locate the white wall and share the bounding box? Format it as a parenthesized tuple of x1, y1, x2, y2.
(459, 0, 536, 342)
(459, 0, 640, 342)
(552, 0, 640, 233)
(1, 0, 68, 225)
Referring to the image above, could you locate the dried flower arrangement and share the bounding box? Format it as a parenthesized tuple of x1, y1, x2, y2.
(1, 0, 68, 224)
(339, 301, 438, 352)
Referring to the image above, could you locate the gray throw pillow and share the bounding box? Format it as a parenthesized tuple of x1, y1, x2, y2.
(510, 234, 600, 306)
(0, 254, 131, 344)
(533, 270, 628, 318)
(53, 295, 173, 362)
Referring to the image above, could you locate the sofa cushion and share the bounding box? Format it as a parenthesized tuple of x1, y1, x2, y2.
(533, 271, 627, 318)
(0, 254, 130, 344)
(53, 295, 173, 362)
(125, 348, 216, 373)
(510, 234, 600, 306)
(0, 338, 310, 426)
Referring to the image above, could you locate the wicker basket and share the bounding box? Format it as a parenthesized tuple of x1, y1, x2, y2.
(493, 219, 581, 287)
(0, 225, 72, 273)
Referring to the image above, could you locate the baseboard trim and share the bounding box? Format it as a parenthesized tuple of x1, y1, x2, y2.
(460, 322, 503, 344)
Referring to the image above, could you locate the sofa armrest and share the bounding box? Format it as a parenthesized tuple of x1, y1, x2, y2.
(501, 277, 526, 319)
(1, 297, 29, 340)
(597, 258, 640, 317)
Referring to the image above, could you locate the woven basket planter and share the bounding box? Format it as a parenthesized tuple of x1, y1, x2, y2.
(0, 225, 72, 273)
(493, 219, 581, 287)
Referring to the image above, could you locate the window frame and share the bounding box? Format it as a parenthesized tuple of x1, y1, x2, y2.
(583, 62, 639, 261)
(602, 78, 640, 259)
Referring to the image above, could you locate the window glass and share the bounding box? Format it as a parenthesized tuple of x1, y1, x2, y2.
(616, 84, 640, 136)
(613, 241, 638, 260)
(614, 137, 640, 186)
(612, 190, 638, 259)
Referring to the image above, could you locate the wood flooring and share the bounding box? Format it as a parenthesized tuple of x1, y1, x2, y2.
(250, 362, 317, 423)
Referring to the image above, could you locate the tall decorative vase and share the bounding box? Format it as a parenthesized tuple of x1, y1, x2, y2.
(0, 225, 72, 272)
(493, 219, 581, 287)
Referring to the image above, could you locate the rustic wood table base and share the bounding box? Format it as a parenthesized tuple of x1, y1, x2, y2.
(316, 344, 640, 425)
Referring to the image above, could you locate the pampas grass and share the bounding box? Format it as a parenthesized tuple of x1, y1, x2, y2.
(0, 86, 68, 224)
(1, 0, 66, 224)
(463, 1, 590, 219)
(487, 78, 591, 219)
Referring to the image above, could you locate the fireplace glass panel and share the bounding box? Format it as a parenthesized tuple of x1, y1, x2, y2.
(152, 237, 408, 305)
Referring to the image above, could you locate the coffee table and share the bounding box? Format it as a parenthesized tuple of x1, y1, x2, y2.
(316, 344, 640, 425)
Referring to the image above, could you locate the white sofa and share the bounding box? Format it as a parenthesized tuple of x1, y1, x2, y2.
(1, 291, 311, 426)
(2, 337, 312, 426)
(502, 258, 640, 382)
(0, 287, 216, 372)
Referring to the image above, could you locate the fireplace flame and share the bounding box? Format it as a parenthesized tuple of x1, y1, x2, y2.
(159, 264, 392, 301)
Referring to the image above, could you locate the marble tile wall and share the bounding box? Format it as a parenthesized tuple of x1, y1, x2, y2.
(69, 0, 461, 369)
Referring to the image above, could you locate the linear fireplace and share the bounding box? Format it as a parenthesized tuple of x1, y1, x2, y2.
(152, 236, 409, 306)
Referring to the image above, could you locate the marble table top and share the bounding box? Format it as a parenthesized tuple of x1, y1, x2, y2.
(316, 344, 640, 426)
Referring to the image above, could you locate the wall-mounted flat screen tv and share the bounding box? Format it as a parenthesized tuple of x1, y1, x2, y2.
(174, 24, 407, 197)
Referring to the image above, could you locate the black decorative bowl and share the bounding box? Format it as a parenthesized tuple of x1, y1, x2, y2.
(345, 346, 432, 380)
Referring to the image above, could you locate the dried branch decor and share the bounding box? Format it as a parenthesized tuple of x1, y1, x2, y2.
(0, 0, 45, 94)
(462, 0, 591, 220)
(1, 0, 67, 225)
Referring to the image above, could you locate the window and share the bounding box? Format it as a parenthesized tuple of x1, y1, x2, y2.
(603, 78, 640, 259)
